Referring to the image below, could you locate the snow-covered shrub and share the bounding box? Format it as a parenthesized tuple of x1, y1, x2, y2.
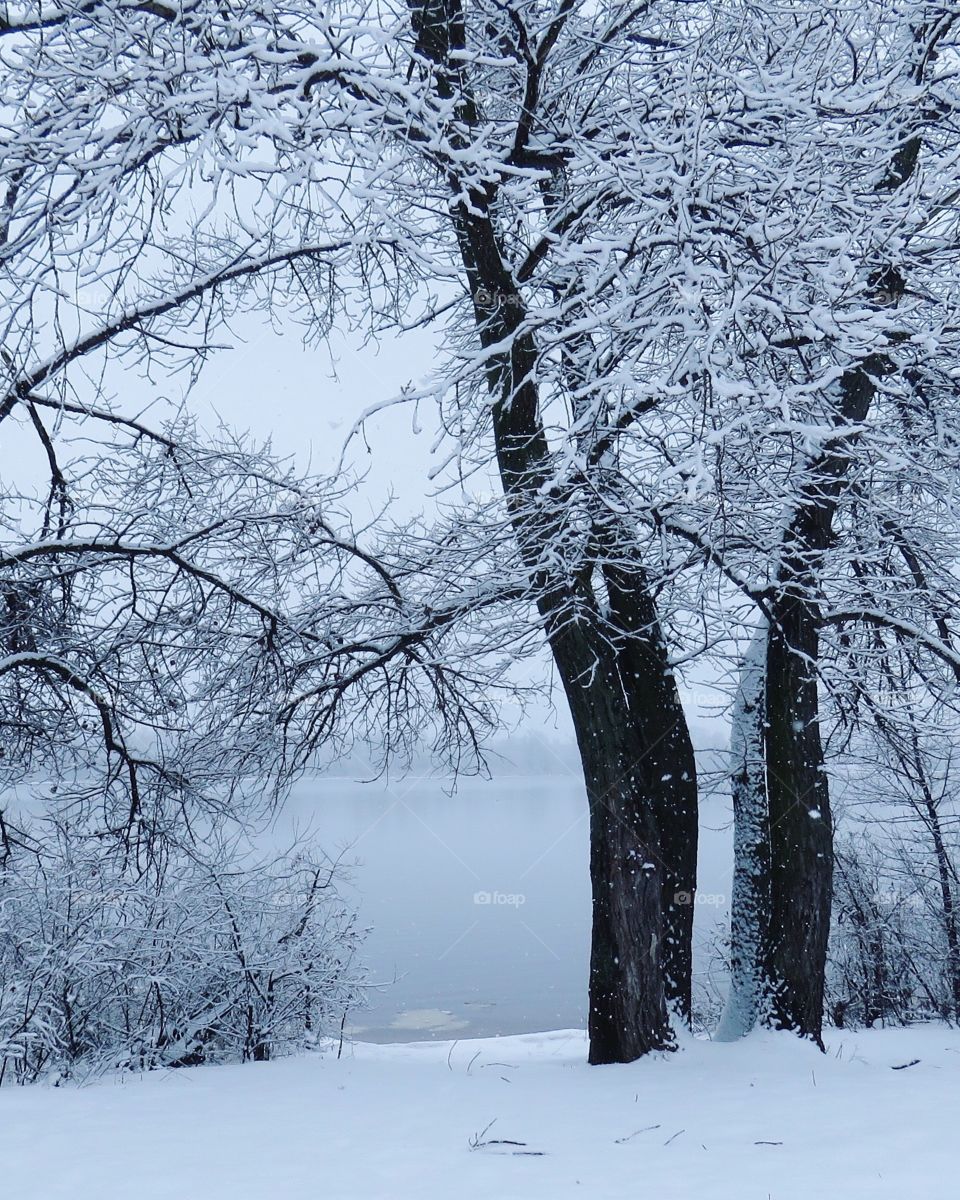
(0, 822, 365, 1084)
(827, 833, 958, 1029)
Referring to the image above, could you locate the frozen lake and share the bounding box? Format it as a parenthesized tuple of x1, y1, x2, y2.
(280, 771, 734, 1042)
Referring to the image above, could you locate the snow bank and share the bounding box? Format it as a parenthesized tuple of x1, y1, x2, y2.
(2, 1026, 956, 1199)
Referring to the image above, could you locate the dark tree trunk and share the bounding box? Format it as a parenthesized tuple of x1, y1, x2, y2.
(407, 0, 698, 1061)
(720, 14, 940, 1045)
(602, 555, 698, 1026)
(478, 292, 698, 1060)
(763, 593, 833, 1043)
(760, 364, 877, 1043)
(553, 591, 697, 1061)
(457, 166, 698, 1065)
(566, 666, 673, 1061)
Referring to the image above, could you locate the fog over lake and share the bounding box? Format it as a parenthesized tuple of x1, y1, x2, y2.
(279, 760, 733, 1043)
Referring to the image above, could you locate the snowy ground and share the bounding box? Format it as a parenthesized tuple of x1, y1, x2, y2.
(3, 1025, 956, 1199)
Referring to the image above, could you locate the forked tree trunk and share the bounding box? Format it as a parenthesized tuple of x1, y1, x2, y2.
(554, 599, 698, 1062)
(408, 0, 699, 1062)
(484, 337, 698, 1061)
(458, 185, 699, 1065)
(603, 557, 698, 1027)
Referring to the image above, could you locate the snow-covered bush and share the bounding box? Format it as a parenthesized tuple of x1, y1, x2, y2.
(0, 822, 365, 1084)
(828, 832, 959, 1029)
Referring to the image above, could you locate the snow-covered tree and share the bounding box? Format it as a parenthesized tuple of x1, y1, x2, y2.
(6, 0, 960, 1063)
(715, 3, 960, 1042)
(1, 403, 515, 845)
(2, 0, 717, 1063)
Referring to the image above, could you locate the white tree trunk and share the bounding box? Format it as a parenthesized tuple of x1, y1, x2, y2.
(717, 622, 769, 1041)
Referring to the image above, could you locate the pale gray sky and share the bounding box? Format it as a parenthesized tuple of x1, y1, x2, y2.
(190, 315, 449, 520)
